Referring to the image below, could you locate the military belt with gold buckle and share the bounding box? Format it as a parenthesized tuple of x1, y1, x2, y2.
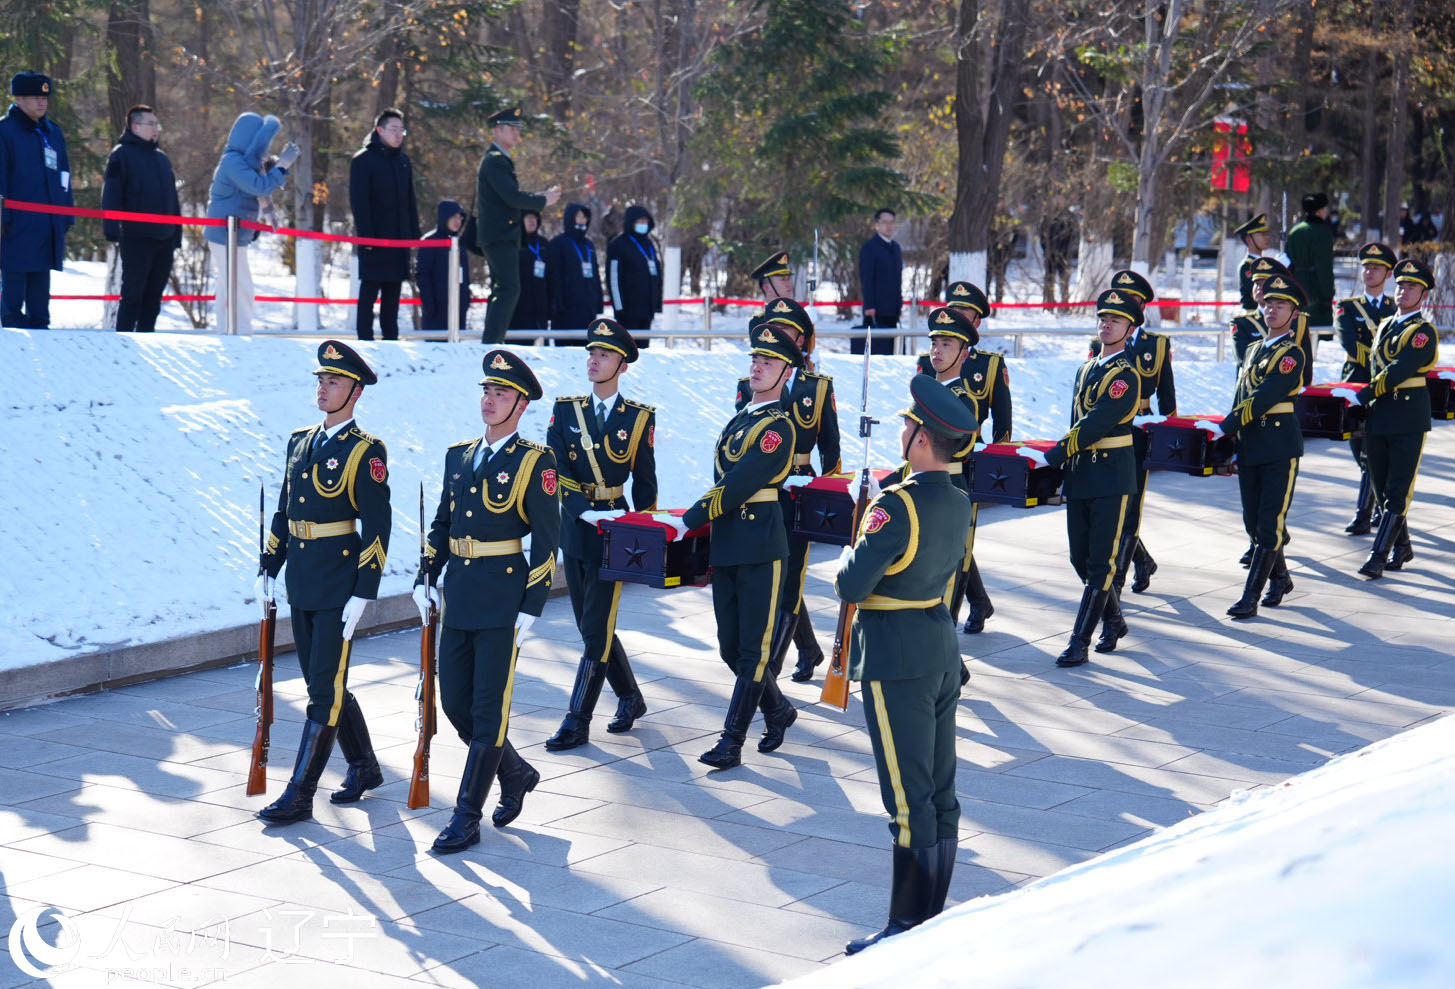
(288, 520, 357, 540)
(793, 453, 813, 466)
(1088, 435, 1134, 451)
(449, 537, 523, 558)
(746, 489, 780, 504)
(1265, 402, 1295, 414)
(582, 483, 625, 501)
(945, 462, 964, 475)
(1395, 378, 1426, 390)
(858, 594, 944, 611)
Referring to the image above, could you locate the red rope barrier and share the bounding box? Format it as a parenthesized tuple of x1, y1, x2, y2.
(4, 198, 226, 227)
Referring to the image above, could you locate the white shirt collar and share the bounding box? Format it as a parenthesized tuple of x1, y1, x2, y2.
(743, 398, 777, 413)
(320, 418, 353, 439)
(1393, 309, 1422, 325)
(593, 391, 622, 412)
(480, 430, 517, 454)
(1095, 348, 1123, 366)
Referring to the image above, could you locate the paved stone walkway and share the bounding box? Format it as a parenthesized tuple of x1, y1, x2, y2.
(3, 435, 1452, 988)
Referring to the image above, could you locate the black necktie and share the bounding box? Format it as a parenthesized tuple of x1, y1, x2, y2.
(595, 401, 608, 433)
(312, 430, 326, 456)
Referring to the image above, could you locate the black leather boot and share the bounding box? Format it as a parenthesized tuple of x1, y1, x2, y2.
(604, 637, 647, 733)
(757, 678, 798, 753)
(845, 845, 937, 955)
(1228, 547, 1276, 618)
(1239, 543, 1253, 568)
(1359, 512, 1402, 579)
(1261, 551, 1294, 606)
(1345, 474, 1374, 535)
(492, 740, 539, 828)
(546, 655, 608, 751)
(1131, 539, 1157, 593)
(790, 610, 825, 682)
(1386, 517, 1414, 571)
(758, 609, 797, 705)
(432, 740, 502, 853)
(958, 661, 970, 687)
(330, 694, 384, 804)
(258, 718, 338, 824)
(1095, 588, 1128, 653)
(1110, 531, 1135, 596)
(699, 676, 767, 769)
(1056, 587, 1107, 667)
(929, 836, 958, 916)
(960, 559, 994, 634)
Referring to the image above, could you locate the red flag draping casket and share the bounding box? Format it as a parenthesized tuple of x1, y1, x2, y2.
(598, 510, 711, 588)
(1144, 414, 1236, 476)
(970, 440, 1064, 508)
(1295, 383, 1367, 440)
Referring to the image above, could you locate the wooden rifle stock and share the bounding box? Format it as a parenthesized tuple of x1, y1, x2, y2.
(246, 599, 276, 795)
(407, 601, 438, 809)
(820, 470, 871, 710)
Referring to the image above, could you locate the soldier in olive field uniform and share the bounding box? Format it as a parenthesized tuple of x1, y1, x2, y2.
(835, 373, 976, 956)
(1198, 275, 1307, 618)
(1022, 290, 1142, 667)
(1335, 242, 1397, 535)
(414, 350, 561, 853)
(544, 318, 657, 751)
(674, 324, 801, 769)
(257, 341, 392, 825)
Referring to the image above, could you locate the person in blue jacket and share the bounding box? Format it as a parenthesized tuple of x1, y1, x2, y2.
(855, 208, 904, 355)
(607, 204, 663, 345)
(0, 73, 73, 328)
(416, 200, 474, 331)
(510, 209, 551, 331)
(546, 201, 602, 346)
(203, 112, 296, 331)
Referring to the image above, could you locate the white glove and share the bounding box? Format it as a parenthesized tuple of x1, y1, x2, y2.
(1132, 414, 1167, 427)
(1015, 446, 1048, 468)
(521, 533, 532, 555)
(867, 473, 882, 501)
(579, 509, 625, 527)
(664, 517, 691, 542)
(972, 441, 987, 453)
(837, 544, 854, 569)
(412, 584, 439, 623)
(274, 142, 301, 170)
(513, 613, 536, 639)
(1438, 370, 1455, 382)
(782, 475, 813, 490)
(253, 573, 275, 603)
(1194, 419, 1225, 439)
(341, 596, 369, 641)
(1331, 387, 1361, 407)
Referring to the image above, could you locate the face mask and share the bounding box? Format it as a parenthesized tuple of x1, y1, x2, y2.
(633, 223, 649, 236)
(575, 223, 588, 233)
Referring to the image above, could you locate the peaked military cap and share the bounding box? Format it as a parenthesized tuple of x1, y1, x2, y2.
(487, 106, 524, 127)
(926, 305, 979, 347)
(1096, 289, 1145, 327)
(1392, 257, 1435, 290)
(585, 317, 639, 363)
(1234, 213, 1268, 239)
(1250, 255, 1289, 281)
(901, 373, 978, 440)
(751, 251, 792, 283)
(1301, 192, 1329, 214)
(1109, 269, 1155, 304)
(480, 349, 543, 399)
(1357, 242, 1396, 269)
(10, 73, 50, 97)
(763, 296, 815, 350)
(1261, 274, 1307, 308)
(945, 280, 990, 317)
(313, 340, 377, 386)
(748, 322, 804, 369)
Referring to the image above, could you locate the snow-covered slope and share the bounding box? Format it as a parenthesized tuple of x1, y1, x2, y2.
(784, 712, 1455, 989)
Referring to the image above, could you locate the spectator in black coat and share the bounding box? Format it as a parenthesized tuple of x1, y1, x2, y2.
(607, 203, 663, 345)
(546, 201, 603, 346)
(349, 108, 420, 340)
(855, 207, 903, 355)
(101, 104, 181, 332)
(416, 200, 473, 331)
(510, 209, 550, 331)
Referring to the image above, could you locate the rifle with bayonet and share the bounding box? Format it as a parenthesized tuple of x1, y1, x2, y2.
(247, 482, 276, 796)
(407, 483, 439, 809)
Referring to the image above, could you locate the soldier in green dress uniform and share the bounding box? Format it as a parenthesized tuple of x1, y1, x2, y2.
(543, 318, 657, 750)
(1335, 242, 1397, 535)
(1233, 213, 1272, 312)
(751, 250, 795, 300)
(1021, 291, 1141, 666)
(835, 373, 976, 955)
(414, 350, 561, 852)
(476, 107, 560, 343)
(1336, 258, 1440, 580)
(257, 341, 392, 825)
(1198, 275, 1307, 618)
(674, 325, 801, 769)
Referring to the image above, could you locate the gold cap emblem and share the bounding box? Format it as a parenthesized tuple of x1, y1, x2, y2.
(772, 300, 791, 313)
(323, 344, 343, 360)
(952, 283, 969, 296)
(1269, 276, 1287, 289)
(935, 310, 955, 324)
(591, 322, 612, 336)
(1117, 273, 1134, 284)
(757, 328, 777, 344)
(1106, 291, 1124, 304)
(490, 353, 512, 370)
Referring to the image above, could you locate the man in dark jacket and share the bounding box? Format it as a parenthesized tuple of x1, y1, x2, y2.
(546, 201, 602, 346)
(0, 72, 73, 328)
(349, 109, 420, 341)
(101, 105, 181, 333)
(416, 200, 473, 331)
(856, 208, 903, 355)
(1285, 192, 1335, 327)
(607, 204, 663, 345)
(510, 209, 550, 331)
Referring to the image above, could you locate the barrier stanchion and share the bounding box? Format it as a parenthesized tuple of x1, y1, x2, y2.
(225, 217, 239, 335)
(447, 235, 461, 343)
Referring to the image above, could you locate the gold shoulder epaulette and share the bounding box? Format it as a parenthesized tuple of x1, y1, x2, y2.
(516, 437, 549, 452)
(555, 395, 588, 405)
(623, 397, 656, 413)
(290, 425, 313, 436)
(803, 369, 832, 383)
(347, 425, 380, 445)
(448, 438, 475, 449)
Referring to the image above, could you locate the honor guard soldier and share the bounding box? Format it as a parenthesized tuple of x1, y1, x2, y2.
(256, 341, 392, 824)
(1107, 269, 1176, 596)
(1198, 275, 1307, 617)
(1335, 242, 1397, 535)
(414, 350, 561, 852)
(544, 318, 657, 750)
(674, 326, 800, 769)
(1021, 291, 1141, 666)
(834, 373, 976, 956)
(1335, 259, 1440, 580)
(732, 298, 842, 687)
(1233, 213, 1272, 312)
(751, 250, 795, 301)
(1229, 266, 1270, 366)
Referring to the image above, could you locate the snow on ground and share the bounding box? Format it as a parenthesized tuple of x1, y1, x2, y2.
(0, 328, 1347, 672)
(784, 712, 1455, 989)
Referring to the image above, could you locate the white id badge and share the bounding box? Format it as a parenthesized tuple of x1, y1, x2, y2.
(59, 170, 70, 191)
(533, 259, 546, 279)
(43, 147, 58, 170)
(647, 261, 658, 276)
(581, 262, 593, 279)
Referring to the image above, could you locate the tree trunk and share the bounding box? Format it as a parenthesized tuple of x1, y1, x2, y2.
(1382, 1, 1413, 251)
(374, 0, 405, 115)
(1359, 47, 1380, 239)
(106, 0, 156, 136)
(544, 0, 583, 121)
